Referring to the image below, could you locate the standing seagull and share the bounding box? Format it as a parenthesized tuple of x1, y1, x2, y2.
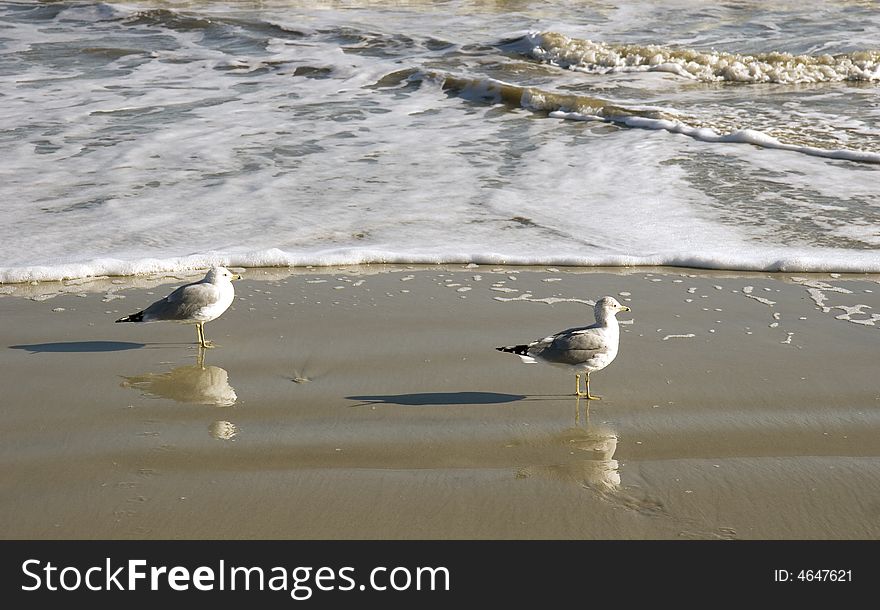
(496, 296, 631, 399)
(116, 267, 242, 348)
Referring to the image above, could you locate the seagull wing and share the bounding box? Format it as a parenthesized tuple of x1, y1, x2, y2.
(529, 326, 609, 366)
(142, 281, 219, 321)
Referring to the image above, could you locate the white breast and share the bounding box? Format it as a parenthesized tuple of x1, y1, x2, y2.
(193, 283, 234, 323)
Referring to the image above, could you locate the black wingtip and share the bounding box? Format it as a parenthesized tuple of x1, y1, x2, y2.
(116, 311, 144, 323)
(497, 344, 529, 355)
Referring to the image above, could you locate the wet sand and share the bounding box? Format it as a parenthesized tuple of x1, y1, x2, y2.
(1, 265, 879, 539)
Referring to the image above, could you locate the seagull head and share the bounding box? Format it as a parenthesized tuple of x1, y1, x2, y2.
(205, 267, 243, 283)
(595, 296, 631, 321)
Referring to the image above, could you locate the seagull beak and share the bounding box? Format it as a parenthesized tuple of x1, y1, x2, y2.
(232, 274, 243, 281)
(621, 305, 631, 312)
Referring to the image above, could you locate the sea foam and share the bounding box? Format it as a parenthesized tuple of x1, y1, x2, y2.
(523, 31, 880, 84)
(4, 246, 880, 284)
(438, 74, 880, 164)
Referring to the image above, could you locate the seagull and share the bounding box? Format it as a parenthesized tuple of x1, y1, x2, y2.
(496, 296, 631, 399)
(116, 267, 242, 348)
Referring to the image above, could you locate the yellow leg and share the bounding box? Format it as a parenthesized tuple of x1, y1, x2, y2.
(575, 373, 591, 398)
(197, 323, 214, 349)
(584, 372, 601, 401)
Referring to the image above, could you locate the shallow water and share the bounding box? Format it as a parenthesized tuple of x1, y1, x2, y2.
(1, 1, 879, 282)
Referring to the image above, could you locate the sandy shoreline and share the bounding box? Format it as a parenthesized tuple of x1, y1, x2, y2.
(2, 265, 879, 539)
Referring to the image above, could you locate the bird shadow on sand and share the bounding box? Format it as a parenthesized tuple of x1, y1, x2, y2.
(9, 341, 196, 354)
(346, 392, 574, 407)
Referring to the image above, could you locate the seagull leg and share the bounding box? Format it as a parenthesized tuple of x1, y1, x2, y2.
(197, 323, 214, 349)
(575, 373, 590, 398)
(584, 372, 601, 400)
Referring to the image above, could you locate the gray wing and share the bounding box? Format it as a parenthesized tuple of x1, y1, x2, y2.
(142, 281, 219, 321)
(529, 326, 609, 366)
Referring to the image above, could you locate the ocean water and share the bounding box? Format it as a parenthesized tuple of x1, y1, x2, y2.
(1, 0, 879, 283)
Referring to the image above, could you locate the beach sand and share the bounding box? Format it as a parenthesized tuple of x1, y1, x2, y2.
(1, 265, 879, 540)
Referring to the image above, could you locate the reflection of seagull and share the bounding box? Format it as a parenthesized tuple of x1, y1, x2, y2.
(515, 402, 669, 519)
(121, 349, 237, 407)
(550, 424, 620, 491)
(517, 423, 620, 492)
(210, 421, 238, 440)
(116, 267, 241, 348)
(496, 296, 630, 399)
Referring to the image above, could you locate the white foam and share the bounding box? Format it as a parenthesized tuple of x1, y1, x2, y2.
(443, 73, 880, 163)
(550, 112, 880, 164)
(525, 31, 880, 84)
(6, 234, 880, 285)
(742, 286, 777, 306)
(493, 293, 594, 306)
